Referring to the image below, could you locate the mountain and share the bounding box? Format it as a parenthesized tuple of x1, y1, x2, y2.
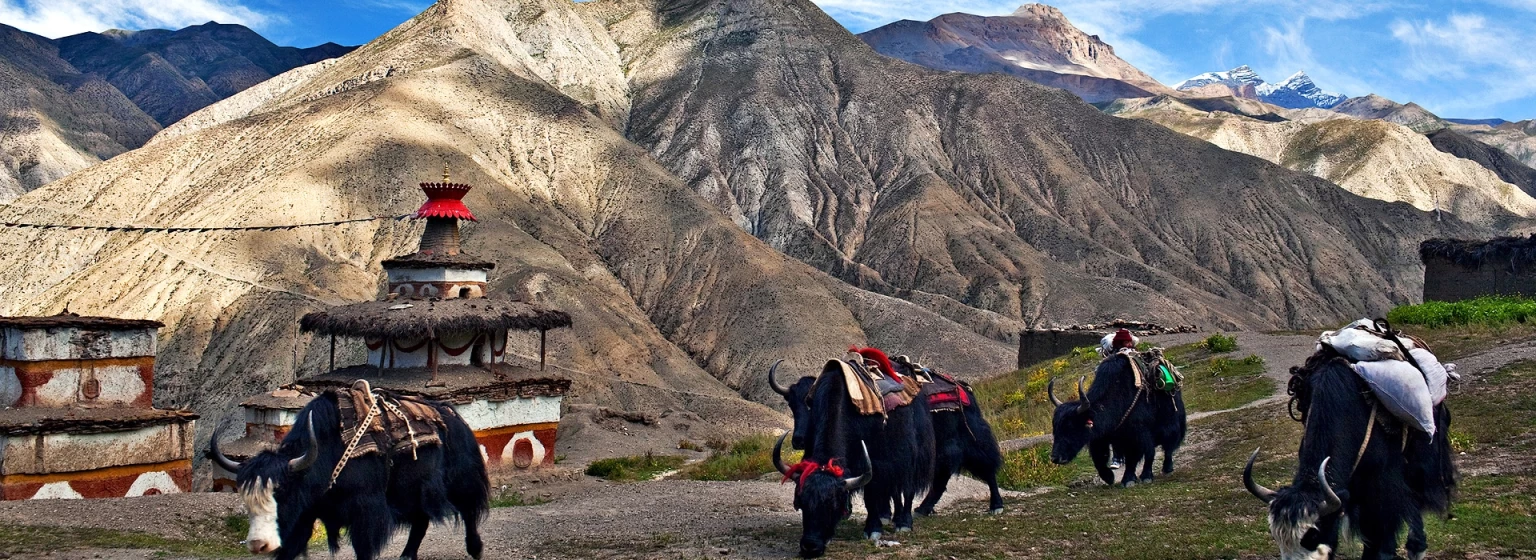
(0, 0, 1496, 457)
(56, 22, 356, 125)
(1330, 94, 1447, 133)
(0, 24, 161, 201)
(1452, 119, 1536, 169)
(1105, 95, 1536, 225)
(1176, 65, 1346, 109)
(858, 4, 1174, 103)
(1447, 118, 1509, 127)
(1427, 128, 1536, 197)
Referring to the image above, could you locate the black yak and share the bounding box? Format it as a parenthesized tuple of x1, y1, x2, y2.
(210, 391, 489, 560)
(892, 358, 1005, 515)
(1244, 350, 1455, 560)
(771, 358, 934, 558)
(1048, 352, 1187, 487)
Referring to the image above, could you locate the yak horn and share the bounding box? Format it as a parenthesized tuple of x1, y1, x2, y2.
(1047, 378, 1063, 406)
(773, 432, 792, 476)
(843, 441, 873, 491)
(768, 359, 791, 396)
(1077, 376, 1089, 406)
(1317, 457, 1342, 516)
(288, 414, 319, 472)
(209, 423, 244, 473)
(1244, 448, 1277, 504)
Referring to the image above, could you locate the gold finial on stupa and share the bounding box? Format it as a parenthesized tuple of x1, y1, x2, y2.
(443, 165, 451, 183)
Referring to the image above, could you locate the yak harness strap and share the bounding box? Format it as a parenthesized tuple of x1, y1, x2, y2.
(1111, 384, 1147, 433)
(330, 380, 379, 491)
(1351, 405, 1378, 473)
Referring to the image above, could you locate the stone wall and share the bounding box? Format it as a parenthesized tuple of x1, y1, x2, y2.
(1422, 254, 1536, 301)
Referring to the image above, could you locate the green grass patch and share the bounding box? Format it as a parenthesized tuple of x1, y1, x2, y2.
(585, 452, 687, 481)
(0, 515, 247, 557)
(996, 445, 1094, 490)
(491, 490, 550, 508)
(1389, 296, 1536, 329)
(1177, 352, 1273, 413)
(1200, 332, 1239, 353)
(678, 433, 802, 481)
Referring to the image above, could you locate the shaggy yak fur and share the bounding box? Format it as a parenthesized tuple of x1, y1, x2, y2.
(770, 359, 935, 558)
(892, 360, 1005, 515)
(1245, 349, 1456, 560)
(210, 392, 489, 560)
(1049, 354, 1187, 487)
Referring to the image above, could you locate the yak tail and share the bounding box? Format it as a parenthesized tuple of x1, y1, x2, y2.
(438, 403, 491, 523)
(1410, 402, 1458, 515)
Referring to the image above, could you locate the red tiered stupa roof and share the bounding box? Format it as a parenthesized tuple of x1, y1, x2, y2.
(413, 170, 476, 221)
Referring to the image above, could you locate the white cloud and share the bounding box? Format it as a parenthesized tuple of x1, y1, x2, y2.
(0, 0, 267, 38)
(1387, 12, 1536, 113)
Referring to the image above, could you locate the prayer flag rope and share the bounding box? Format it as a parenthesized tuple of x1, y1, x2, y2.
(0, 215, 411, 232)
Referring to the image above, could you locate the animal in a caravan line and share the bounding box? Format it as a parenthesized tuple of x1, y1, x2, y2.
(210, 390, 489, 560)
(1048, 351, 1187, 487)
(769, 357, 935, 558)
(1244, 349, 1455, 560)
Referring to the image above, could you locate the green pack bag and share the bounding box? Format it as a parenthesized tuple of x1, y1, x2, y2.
(1154, 362, 1182, 391)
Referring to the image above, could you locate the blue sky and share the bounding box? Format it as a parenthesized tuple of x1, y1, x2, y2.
(3, 0, 1534, 120)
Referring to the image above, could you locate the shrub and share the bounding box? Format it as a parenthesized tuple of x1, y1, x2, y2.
(1387, 296, 1536, 328)
(677, 439, 705, 452)
(585, 452, 686, 481)
(679, 433, 800, 481)
(996, 446, 1074, 490)
(1201, 333, 1238, 353)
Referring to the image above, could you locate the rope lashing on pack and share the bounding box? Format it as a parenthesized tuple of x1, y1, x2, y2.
(0, 215, 411, 233)
(330, 380, 380, 491)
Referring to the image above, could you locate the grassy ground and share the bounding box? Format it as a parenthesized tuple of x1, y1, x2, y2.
(799, 359, 1536, 559)
(585, 452, 688, 481)
(679, 433, 803, 481)
(1388, 296, 1536, 328)
(0, 514, 248, 557)
(975, 340, 1273, 442)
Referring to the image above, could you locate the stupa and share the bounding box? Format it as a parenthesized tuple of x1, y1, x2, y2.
(212, 171, 572, 490)
(0, 313, 198, 499)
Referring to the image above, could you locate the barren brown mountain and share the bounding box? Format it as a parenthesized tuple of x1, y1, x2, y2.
(0, 0, 1497, 457)
(858, 4, 1173, 103)
(0, 24, 160, 200)
(1105, 95, 1536, 226)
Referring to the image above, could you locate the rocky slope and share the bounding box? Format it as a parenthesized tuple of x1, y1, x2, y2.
(1427, 128, 1536, 197)
(0, 24, 161, 201)
(1106, 95, 1536, 225)
(858, 4, 1173, 103)
(1453, 119, 1536, 169)
(57, 22, 356, 125)
(1331, 94, 1447, 133)
(0, 0, 1503, 457)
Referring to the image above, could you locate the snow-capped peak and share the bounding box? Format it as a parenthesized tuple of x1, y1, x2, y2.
(1177, 66, 1346, 109)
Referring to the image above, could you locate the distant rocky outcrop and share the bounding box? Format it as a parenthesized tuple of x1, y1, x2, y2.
(1331, 94, 1447, 133)
(1452, 119, 1536, 169)
(1428, 128, 1536, 197)
(859, 4, 1174, 103)
(0, 24, 160, 201)
(57, 22, 357, 126)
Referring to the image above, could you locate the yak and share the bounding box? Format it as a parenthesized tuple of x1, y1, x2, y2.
(1244, 349, 1455, 560)
(1048, 352, 1187, 487)
(889, 359, 1005, 516)
(210, 391, 489, 560)
(770, 358, 934, 558)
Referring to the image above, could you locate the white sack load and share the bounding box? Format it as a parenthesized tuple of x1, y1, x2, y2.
(1409, 348, 1452, 405)
(1352, 360, 1436, 435)
(1321, 327, 1405, 362)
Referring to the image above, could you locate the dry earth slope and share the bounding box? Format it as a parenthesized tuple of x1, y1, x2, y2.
(611, 0, 1489, 331)
(0, 0, 1017, 458)
(1104, 95, 1536, 227)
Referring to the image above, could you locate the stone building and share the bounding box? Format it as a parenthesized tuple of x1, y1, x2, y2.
(0, 314, 197, 499)
(1421, 236, 1536, 302)
(213, 173, 572, 490)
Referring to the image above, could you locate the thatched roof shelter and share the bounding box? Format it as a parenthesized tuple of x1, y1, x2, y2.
(299, 297, 571, 338)
(1421, 235, 1536, 268)
(0, 312, 163, 330)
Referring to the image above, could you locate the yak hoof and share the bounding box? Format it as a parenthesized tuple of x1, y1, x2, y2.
(915, 506, 934, 516)
(1140, 475, 1154, 484)
(895, 526, 912, 533)
(989, 507, 1004, 515)
(1407, 552, 1426, 560)
(1120, 480, 1137, 488)
(867, 531, 882, 542)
